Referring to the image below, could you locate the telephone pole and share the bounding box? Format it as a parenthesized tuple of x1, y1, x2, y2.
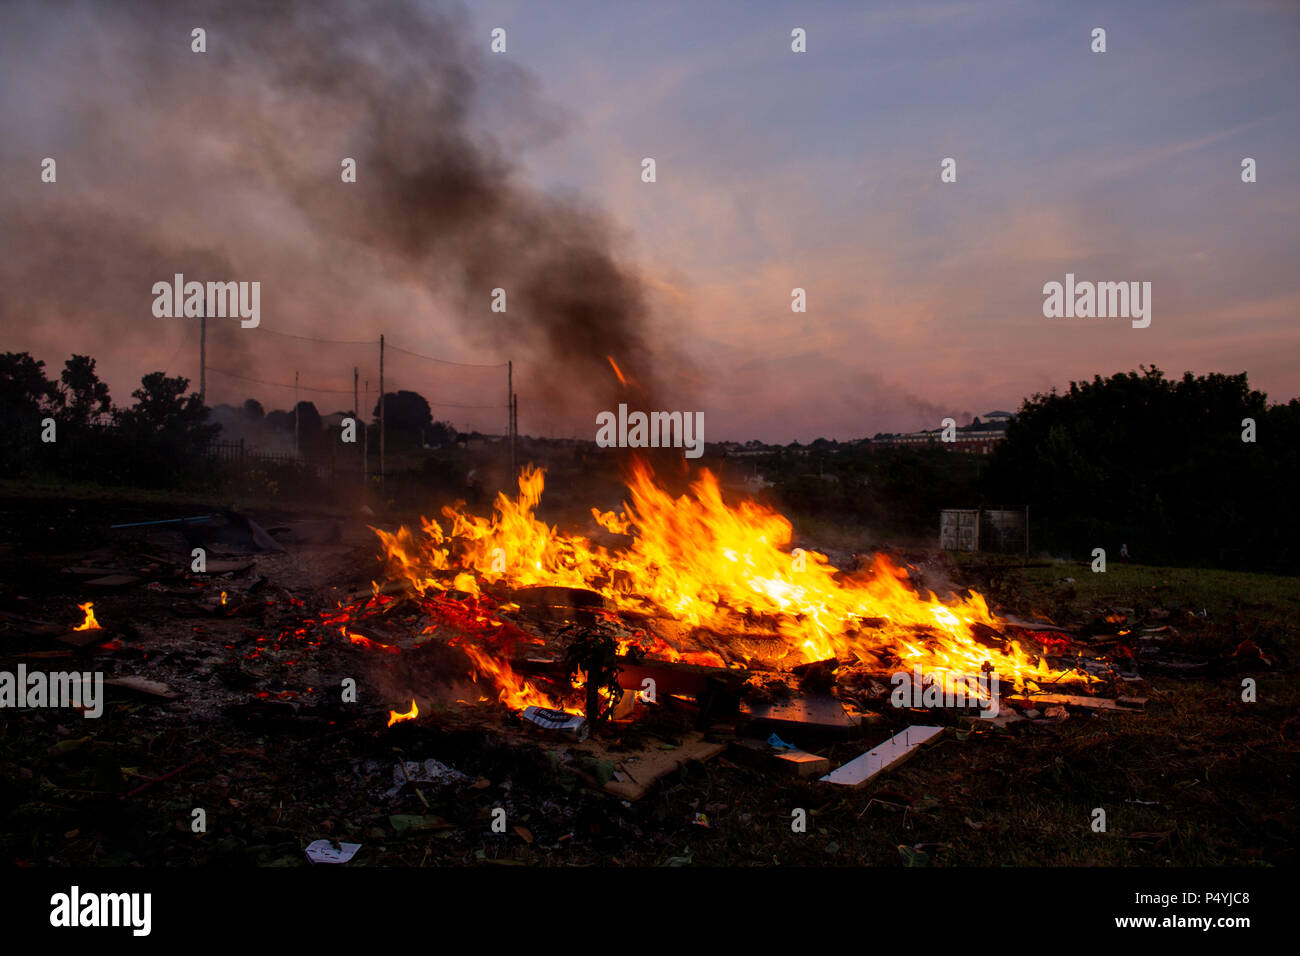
(199, 300, 206, 404)
(294, 370, 300, 456)
(378, 335, 385, 485)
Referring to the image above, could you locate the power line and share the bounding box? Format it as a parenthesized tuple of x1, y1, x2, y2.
(253, 327, 376, 346)
(207, 367, 355, 394)
(423, 400, 509, 409)
(385, 342, 507, 368)
(207, 366, 507, 408)
(219, 324, 507, 368)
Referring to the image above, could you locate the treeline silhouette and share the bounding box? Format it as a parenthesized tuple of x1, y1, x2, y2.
(984, 367, 1300, 573)
(1, 352, 217, 487)
(0, 351, 463, 489)
(4, 351, 1297, 573)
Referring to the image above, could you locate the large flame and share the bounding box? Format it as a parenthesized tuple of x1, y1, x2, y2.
(373, 461, 1072, 700)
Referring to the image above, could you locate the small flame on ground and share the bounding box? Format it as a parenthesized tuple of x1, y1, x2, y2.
(72, 602, 101, 631)
(220, 591, 227, 605)
(387, 700, 418, 727)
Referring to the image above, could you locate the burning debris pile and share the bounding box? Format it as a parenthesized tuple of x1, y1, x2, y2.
(1, 479, 1281, 867)
(322, 460, 1128, 763)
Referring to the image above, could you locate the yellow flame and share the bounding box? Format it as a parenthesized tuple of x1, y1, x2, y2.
(387, 700, 418, 727)
(375, 461, 1079, 696)
(72, 602, 101, 631)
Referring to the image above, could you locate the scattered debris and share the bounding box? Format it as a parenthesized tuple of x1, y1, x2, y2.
(741, 694, 860, 736)
(586, 732, 728, 801)
(1010, 693, 1147, 712)
(384, 759, 469, 797)
(304, 840, 361, 864)
(520, 706, 589, 741)
(775, 749, 832, 778)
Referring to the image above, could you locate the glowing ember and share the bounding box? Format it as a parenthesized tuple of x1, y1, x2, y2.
(72, 602, 101, 631)
(341, 627, 400, 655)
(221, 591, 228, 605)
(387, 700, 418, 727)
(606, 355, 628, 387)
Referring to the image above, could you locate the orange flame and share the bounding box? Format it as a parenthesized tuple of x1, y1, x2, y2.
(72, 602, 101, 631)
(461, 643, 576, 712)
(342, 627, 400, 655)
(387, 699, 419, 727)
(373, 461, 1084, 698)
(607, 356, 628, 387)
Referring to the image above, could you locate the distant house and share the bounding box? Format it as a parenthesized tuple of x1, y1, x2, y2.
(872, 411, 1014, 455)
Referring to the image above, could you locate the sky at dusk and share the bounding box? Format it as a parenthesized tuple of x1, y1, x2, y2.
(1, 0, 1297, 442)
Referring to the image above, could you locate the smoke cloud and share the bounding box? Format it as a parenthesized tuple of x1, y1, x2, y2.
(0, 0, 672, 428)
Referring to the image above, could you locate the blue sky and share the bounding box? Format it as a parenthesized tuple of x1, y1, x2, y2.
(462, 0, 1300, 439)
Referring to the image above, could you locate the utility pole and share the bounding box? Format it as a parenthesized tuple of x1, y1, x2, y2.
(512, 392, 518, 473)
(363, 379, 369, 480)
(199, 299, 206, 404)
(378, 335, 385, 485)
(294, 370, 300, 456)
(507, 360, 513, 474)
(353, 366, 361, 494)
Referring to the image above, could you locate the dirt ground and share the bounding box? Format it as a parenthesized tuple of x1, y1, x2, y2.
(1, 493, 1295, 867)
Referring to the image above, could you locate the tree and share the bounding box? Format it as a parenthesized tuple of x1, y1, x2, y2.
(105, 372, 218, 487)
(0, 351, 60, 418)
(984, 367, 1286, 570)
(58, 354, 112, 426)
(293, 401, 322, 436)
(292, 401, 327, 457)
(242, 398, 265, 420)
(118, 372, 206, 432)
(0, 352, 62, 473)
(374, 390, 432, 449)
(426, 419, 456, 447)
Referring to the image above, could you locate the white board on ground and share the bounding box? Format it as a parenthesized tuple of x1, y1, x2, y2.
(819, 725, 944, 787)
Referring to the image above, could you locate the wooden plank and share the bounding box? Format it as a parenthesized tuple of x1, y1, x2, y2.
(85, 574, 142, 589)
(582, 733, 726, 801)
(727, 739, 831, 778)
(1009, 694, 1147, 712)
(776, 749, 832, 778)
(205, 558, 256, 574)
(740, 695, 860, 736)
(820, 725, 944, 787)
(614, 658, 746, 697)
(61, 566, 127, 577)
